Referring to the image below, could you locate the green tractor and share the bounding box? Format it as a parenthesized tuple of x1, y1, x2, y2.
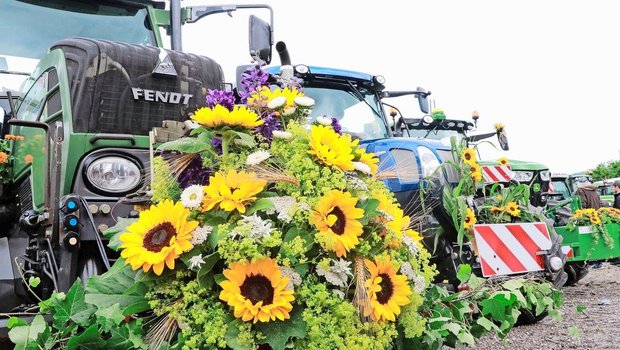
(0, 0, 276, 335)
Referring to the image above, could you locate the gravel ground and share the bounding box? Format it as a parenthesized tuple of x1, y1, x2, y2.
(461, 263, 620, 350)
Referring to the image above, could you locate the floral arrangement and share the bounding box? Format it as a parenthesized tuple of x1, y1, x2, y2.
(0, 133, 25, 183)
(7, 64, 563, 350)
(566, 207, 617, 247)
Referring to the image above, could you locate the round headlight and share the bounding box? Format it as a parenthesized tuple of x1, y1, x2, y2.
(85, 156, 141, 194)
(548, 256, 563, 272)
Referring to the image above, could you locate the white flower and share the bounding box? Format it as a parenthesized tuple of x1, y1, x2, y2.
(317, 259, 352, 288)
(240, 214, 274, 240)
(280, 266, 302, 291)
(265, 196, 296, 223)
(400, 262, 416, 280)
(282, 106, 297, 116)
(295, 96, 315, 107)
(188, 254, 205, 270)
(180, 185, 204, 210)
(402, 234, 419, 255)
(353, 161, 371, 175)
(332, 289, 345, 299)
(246, 150, 271, 166)
(191, 226, 212, 245)
(272, 130, 292, 139)
(267, 96, 286, 109)
(413, 275, 426, 293)
(347, 175, 369, 191)
(315, 116, 332, 126)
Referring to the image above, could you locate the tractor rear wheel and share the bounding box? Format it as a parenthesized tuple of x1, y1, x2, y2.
(564, 261, 589, 287)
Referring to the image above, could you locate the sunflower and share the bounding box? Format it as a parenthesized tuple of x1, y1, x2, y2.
(307, 125, 355, 171)
(490, 206, 505, 213)
(202, 170, 266, 213)
(461, 148, 477, 165)
(119, 200, 197, 275)
(498, 157, 509, 166)
(464, 207, 477, 229)
(374, 191, 408, 246)
(191, 105, 263, 129)
(573, 209, 584, 218)
(506, 202, 521, 217)
(471, 171, 482, 182)
(310, 190, 364, 257)
(355, 147, 379, 175)
(219, 258, 295, 323)
(590, 215, 602, 225)
(364, 256, 412, 322)
(0, 152, 8, 164)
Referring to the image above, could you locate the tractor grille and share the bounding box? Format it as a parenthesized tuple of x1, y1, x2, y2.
(16, 177, 33, 214)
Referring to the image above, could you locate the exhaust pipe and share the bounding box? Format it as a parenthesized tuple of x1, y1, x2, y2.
(276, 41, 291, 66)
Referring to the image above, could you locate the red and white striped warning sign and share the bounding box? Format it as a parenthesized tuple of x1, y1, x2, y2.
(481, 165, 515, 184)
(561, 246, 574, 258)
(473, 222, 552, 277)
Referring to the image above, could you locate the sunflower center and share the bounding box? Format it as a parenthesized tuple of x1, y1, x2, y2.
(376, 273, 394, 304)
(327, 206, 346, 235)
(241, 274, 274, 305)
(143, 222, 176, 253)
(464, 153, 472, 161)
(465, 216, 471, 224)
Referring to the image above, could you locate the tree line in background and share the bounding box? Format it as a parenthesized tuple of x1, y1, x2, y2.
(592, 160, 620, 181)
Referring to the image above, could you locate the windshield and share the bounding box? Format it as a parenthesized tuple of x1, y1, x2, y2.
(550, 179, 571, 199)
(0, 0, 155, 60)
(302, 85, 389, 139)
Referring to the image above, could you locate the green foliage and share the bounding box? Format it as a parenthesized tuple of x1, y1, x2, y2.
(102, 217, 138, 251)
(592, 160, 620, 181)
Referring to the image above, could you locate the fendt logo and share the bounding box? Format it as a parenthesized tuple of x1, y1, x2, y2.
(131, 88, 193, 105)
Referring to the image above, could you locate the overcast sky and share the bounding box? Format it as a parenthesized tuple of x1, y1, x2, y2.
(181, 0, 619, 174)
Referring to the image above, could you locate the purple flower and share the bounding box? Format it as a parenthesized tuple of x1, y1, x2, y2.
(255, 112, 281, 142)
(331, 117, 342, 134)
(239, 65, 270, 103)
(178, 156, 211, 188)
(211, 137, 222, 155)
(206, 89, 235, 111)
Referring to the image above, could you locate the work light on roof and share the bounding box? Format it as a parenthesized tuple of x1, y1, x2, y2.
(294, 64, 309, 74)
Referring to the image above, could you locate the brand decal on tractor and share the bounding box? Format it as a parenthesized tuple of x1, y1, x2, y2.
(131, 88, 193, 105)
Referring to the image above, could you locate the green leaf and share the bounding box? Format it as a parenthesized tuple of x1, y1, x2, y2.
(440, 322, 462, 335)
(234, 131, 256, 147)
(95, 303, 125, 333)
(53, 279, 97, 328)
(245, 198, 275, 216)
(8, 314, 47, 349)
(254, 308, 307, 350)
(102, 217, 138, 251)
(66, 324, 105, 350)
(106, 322, 147, 350)
(7, 317, 28, 329)
(501, 279, 523, 291)
(576, 305, 586, 313)
(28, 276, 41, 288)
(85, 259, 149, 315)
(457, 330, 475, 345)
(197, 252, 221, 289)
(456, 264, 472, 283)
(479, 296, 510, 320)
(568, 326, 581, 342)
(225, 320, 253, 350)
(476, 317, 496, 331)
(157, 133, 211, 153)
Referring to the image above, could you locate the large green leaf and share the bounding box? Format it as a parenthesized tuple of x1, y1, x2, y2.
(456, 264, 472, 284)
(245, 198, 275, 216)
(95, 303, 125, 333)
(102, 217, 138, 251)
(8, 314, 47, 350)
(157, 132, 212, 153)
(254, 308, 307, 350)
(85, 259, 150, 315)
(53, 279, 96, 328)
(65, 324, 106, 350)
(106, 322, 148, 350)
(225, 320, 254, 350)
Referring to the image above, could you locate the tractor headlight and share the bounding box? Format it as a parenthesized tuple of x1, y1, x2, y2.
(539, 170, 551, 181)
(548, 256, 563, 272)
(85, 156, 141, 194)
(417, 146, 441, 178)
(513, 171, 534, 183)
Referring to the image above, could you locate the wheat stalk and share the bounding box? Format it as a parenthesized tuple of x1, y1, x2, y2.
(353, 255, 372, 323)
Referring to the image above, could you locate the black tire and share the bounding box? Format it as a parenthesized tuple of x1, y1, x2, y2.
(77, 255, 103, 288)
(516, 308, 548, 326)
(564, 261, 589, 287)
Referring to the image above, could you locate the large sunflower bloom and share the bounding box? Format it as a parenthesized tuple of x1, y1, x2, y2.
(374, 191, 408, 246)
(364, 256, 412, 322)
(219, 258, 295, 323)
(308, 125, 355, 171)
(461, 148, 477, 165)
(506, 202, 521, 217)
(202, 170, 266, 213)
(464, 207, 477, 229)
(119, 200, 197, 275)
(191, 105, 263, 129)
(310, 190, 364, 257)
(356, 147, 379, 175)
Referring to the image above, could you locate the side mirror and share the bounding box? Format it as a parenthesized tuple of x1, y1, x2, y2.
(416, 87, 430, 114)
(249, 15, 272, 64)
(497, 129, 509, 151)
